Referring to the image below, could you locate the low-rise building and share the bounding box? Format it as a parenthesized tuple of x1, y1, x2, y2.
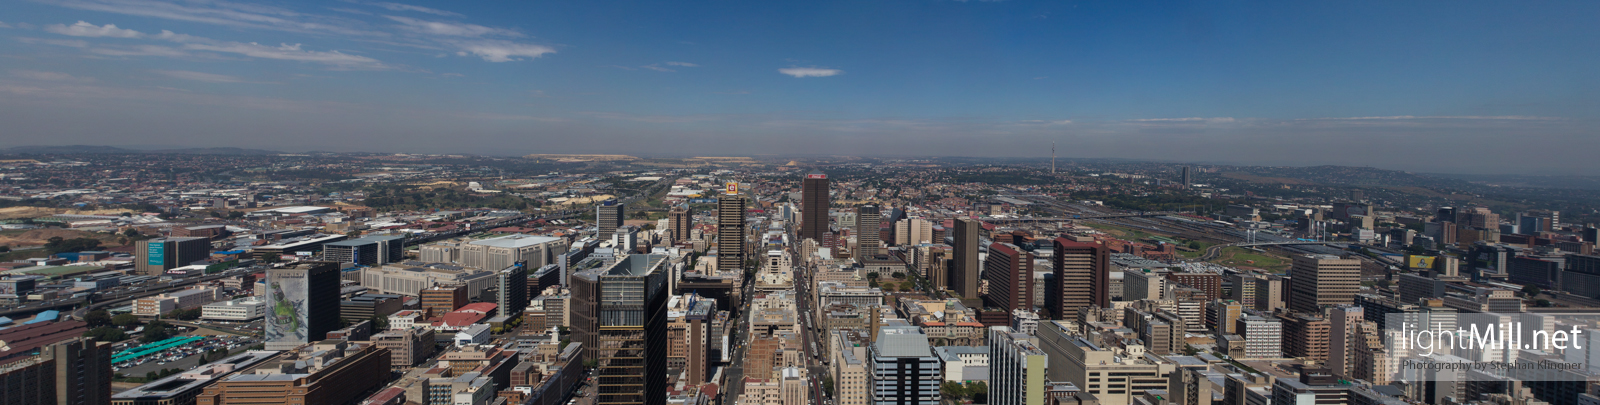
(201, 298, 267, 321)
(195, 341, 391, 405)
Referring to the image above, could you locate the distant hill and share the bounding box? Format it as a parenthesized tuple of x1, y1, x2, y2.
(0, 145, 280, 155)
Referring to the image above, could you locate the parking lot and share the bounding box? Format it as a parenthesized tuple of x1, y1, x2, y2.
(113, 334, 261, 377)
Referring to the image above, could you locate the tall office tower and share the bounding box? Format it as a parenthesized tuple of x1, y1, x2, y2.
(0, 337, 113, 405)
(683, 299, 716, 386)
(668, 204, 691, 244)
(1586, 226, 1599, 243)
(264, 261, 340, 350)
(990, 326, 1049, 405)
(716, 183, 746, 273)
(570, 254, 669, 405)
(856, 205, 882, 260)
(1047, 239, 1109, 320)
(495, 263, 528, 318)
(419, 285, 468, 317)
(596, 200, 625, 241)
(800, 171, 830, 242)
(983, 243, 1034, 324)
(1181, 166, 1192, 187)
(868, 326, 942, 405)
(1327, 306, 1363, 378)
(922, 245, 951, 293)
(135, 237, 210, 276)
(1288, 254, 1361, 314)
(951, 218, 981, 299)
(1280, 313, 1330, 362)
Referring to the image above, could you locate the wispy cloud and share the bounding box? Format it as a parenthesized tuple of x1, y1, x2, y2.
(1126, 117, 1235, 123)
(87, 44, 188, 57)
(44, 21, 143, 38)
(1019, 119, 1072, 125)
(363, 2, 461, 17)
(182, 41, 386, 69)
(0, 21, 15, 29)
(154, 70, 252, 83)
(665, 61, 698, 67)
(583, 111, 719, 123)
(17, 37, 91, 48)
(457, 112, 564, 122)
(12, 70, 94, 82)
(779, 67, 843, 78)
(43, 0, 387, 37)
(641, 64, 674, 72)
(385, 15, 516, 37)
(1296, 115, 1560, 121)
(452, 39, 554, 62)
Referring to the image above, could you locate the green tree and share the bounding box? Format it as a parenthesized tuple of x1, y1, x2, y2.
(1536, 299, 1553, 307)
(900, 281, 915, 291)
(140, 321, 172, 343)
(881, 283, 897, 292)
(84, 310, 111, 327)
(823, 375, 835, 397)
(966, 381, 989, 403)
(112, 314, 140, 327)
(370, 315, 389, 330)
(1188, 241, 1203, 250)
(866, 272, 880, 281)
(83, 327, 128, 342)
(941, 381, 968, 400)
(1523, 285, 1542, 297)
(891, 272, 905, 280)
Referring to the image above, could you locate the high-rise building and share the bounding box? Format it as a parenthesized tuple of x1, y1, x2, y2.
(1326, 306, 1363, 378)
(597, 200, 625, 241)
(868, 326, 941, 405)
(983, 243, 1033, 325)
(135, 237, 210, 276)
(420, 285, 469, 317)
(495, 263, 528, 318)
(856, 205, 881, 260)
(1236, 315, 1283, 359)
(668, 204, 691, 244)
(1181, 166, 1192, 187)
(989, 326, 1049, 405)
(1048, 239, 1109, 320)
(800, 172, 830, 242)
(1280, 313, 1330, 362)
(951, 218, 981, 299)
(264, 261, 341, 350)
(570, 254, 669, 405)
(717, 183, 746, 273)
(0, 337, 113, 405)
(323, 235, 405, 266)
(1288, 255, 1361, 314)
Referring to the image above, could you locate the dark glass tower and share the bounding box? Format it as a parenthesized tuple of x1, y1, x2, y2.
(800, 172, 830, 241)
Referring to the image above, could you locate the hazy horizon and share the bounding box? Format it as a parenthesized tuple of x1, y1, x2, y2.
(3, 1, 1598, 175)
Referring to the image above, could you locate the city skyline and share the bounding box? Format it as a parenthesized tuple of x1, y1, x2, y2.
(2, 1, 1599, 175)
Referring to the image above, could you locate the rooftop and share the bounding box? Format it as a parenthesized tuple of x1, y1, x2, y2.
(468, 234, 562, 249)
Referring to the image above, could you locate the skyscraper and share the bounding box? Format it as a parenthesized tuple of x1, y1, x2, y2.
(668, 204, 691, 244)
(0, 337, 113, 405)
(135, 237, 210, 276)
(983, 243, 1033, 324)
(951, 218, 981, 299)
(868, 326, 941, 405)
(1047, 239, 1109, 321)
(800, 172, 830, 242)
(1288, 254, 1361, 314)
(856, 205, 881, 260)
(596, 200, 624, 241)
(571, 254, 669, 405)
(717, 182, 746, 273)
(990, 326, 1049, 405)
(495, 262, 528, 318)
(264, 261, 340, 350)
(1181, 166, 1192, 187)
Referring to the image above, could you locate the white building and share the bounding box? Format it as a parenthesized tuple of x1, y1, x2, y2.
(459, 234, 568, 271)
(201, 298, 267, 321)
(1238, 315, 1283, 359)
(455, 324, 491, 347)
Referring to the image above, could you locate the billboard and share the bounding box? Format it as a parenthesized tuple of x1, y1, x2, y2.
(265, 271, 309, 345)
(1407, 255, 1436, 270)
(806, 174, 827, 179)
(725, 182, 738, 196)
(147, 242, 166, 266)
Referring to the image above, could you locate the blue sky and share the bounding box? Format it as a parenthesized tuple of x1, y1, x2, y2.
(2, 0, 1597, 174)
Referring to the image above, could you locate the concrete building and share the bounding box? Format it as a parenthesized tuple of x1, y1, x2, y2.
(990, 326, 1049, 405)
(1206, 301, 1242, 335)
(1049, 239, 1109, 321)
(800, 172, 830, 242)
(717, 185, 746, 273)
(1123, 269, 1166, 301)
(984, 243, 1034, 326)
(368, 327, 435, 369)
(1235, 315, 1282, 359)
(111, 351, 280, 405)
(1288, 254, 1360, 313)
(1279, 313, 1330, 362)
(322, 235, 405, 266)
(136, 237, 210, 276)
(495, 263, 528, 318)
(134, 287, 222, 316)
(459, 234, 567, 272)
(202, 298, 268, 321)
(669, 204, 692, 244)
(830, 330, 871, 405)
(597, 200, 624, 241)
(857, 205, 882, 259)
(952, 218, 981, 300)
(263, 261, 341, 350)
(420, 285, 469, 317)
(571, 254, 669, 405)
(0, 337, 112, 405)
(1036, 320, 1176, 405)
(195, 341, 391, 405)
(868, 326, 941, 405)
(358, 262, 496, 298)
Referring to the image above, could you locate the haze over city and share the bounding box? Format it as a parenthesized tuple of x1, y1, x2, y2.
(2, 1, 1598, 174)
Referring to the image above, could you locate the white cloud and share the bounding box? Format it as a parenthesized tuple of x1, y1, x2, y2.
(87, 44, 188, 57)
(44, 21, 143, 38)
(16, 37, 91, 48)
(665, 61, 698, 67)
(11, 70, 94, 82)
(1020, 119, 1072, 125)
(183, 42, 387, 69)
(0, 22, 13, 29)
(45, 0, 384, 37)
(385, 15, 517, 37)
(154, 70, 250, 83)
(365, 2, 461, 17)
(641, 64, 674, 72)
(779, 67, 842, 78)
(452, 40, 554, 62)
(1127, 117, 1235, 123)
(153, 29, 203, 43)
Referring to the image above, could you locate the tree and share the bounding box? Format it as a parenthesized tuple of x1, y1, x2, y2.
(823, 375, 835, 398)
(866, 272, 880, 281)
(112, 314, 140, 327)
(966, 381, 988, 403)
(900, 281, 915, 291)
(370, 315, 389, 330)
(1523, 285, 1542, 297)
(941, 381, 968, 400)
(1536, 299, 1553, 307)
(881, 283, 897, 292)
(1188, 241, 1203, 250)
(83, 327, 128, 342)
(346, 230, 363, 239)
(140, 322, 172, 343)
(891, 272, 905, 280)
(84, 310, 111, 327)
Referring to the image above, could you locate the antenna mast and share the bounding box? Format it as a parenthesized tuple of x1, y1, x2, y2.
(1051, 141, 1056, 174)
